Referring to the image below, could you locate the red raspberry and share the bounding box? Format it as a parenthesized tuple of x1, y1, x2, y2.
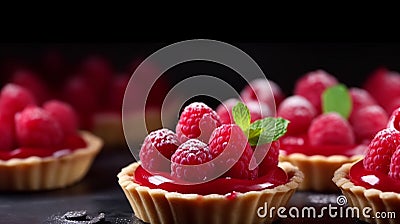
(171, 139, 214, 182)
(208, 124, 258, 180)
(349, 105, 388, 143)
(294, 70, 338, 112)
(0, 114, 15, 150)
(43, 100, 79, 135)
(246, 101, 273, 122)
(363, 128, 400, 174)
(11, 70, 50, 104)
(216, 98, 240, 124)
(308, 112, 355, 146)
(176, 102, 221, 143)
(139, 128, 179, 172)
(15, 106, 64, 148)
(349, 87, 377, 120)
(255, 140, 280, 176)
(389, 145, 400, 180)
(0, 84, 36, 119)
(278, 95, 317, 135)
(364, 67, 387, 98)
(364, 68, 400, 109)
(241, 79, 284, 109)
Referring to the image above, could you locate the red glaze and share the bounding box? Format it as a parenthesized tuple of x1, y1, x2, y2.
(133, 165, 289, 196)
(0, 134, 86, 160)
(349, 160, 400, 193)
(280, 134, 367, 157)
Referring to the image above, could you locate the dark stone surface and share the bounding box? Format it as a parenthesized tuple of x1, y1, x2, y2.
(0, 146, 366, 224)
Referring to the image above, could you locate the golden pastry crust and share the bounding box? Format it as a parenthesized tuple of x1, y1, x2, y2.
(0, 131, 103, 191)
(333, 162, 400, 224)
(118, 161, 304, 224)
(280, 152, 362, 192)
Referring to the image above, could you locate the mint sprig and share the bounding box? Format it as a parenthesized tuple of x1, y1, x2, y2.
(232, 102, 251, 132)
(232, 102, 289, 146)
(247, 117, 289, 146)
(322, 84, 352, 119)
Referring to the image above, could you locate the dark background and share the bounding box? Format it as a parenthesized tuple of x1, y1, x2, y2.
(1, 42, 400, 95)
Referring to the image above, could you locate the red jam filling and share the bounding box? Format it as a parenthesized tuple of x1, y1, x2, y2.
(0, 134, 87, 160)
(280, 134, 367, 157)
(349, 160, 400, 193)
(133, 165, 289, 196)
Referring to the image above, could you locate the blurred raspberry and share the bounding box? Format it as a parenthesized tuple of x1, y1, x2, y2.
(15, 106, 64, 148)
(43, 100, 79, 135)
(350, 105, 388, 142)
(294, 70, 338, 112)
(241, 79, 284, 109)
(278, 95, 317, 135)
(308, 112, 355, 146)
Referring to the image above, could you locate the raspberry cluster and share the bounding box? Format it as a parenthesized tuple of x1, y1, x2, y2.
(278, 70, 387, 146)
(363, 107, 400, 180)
(0, 83, 79, 150)
(139, 102, 288, 182)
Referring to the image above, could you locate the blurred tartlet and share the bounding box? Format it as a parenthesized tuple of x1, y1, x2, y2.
(0, 84, 102, 191)
(277, 71, 387, 192)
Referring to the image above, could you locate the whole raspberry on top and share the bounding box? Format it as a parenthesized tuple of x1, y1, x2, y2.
(363, 128, 400, 174)
(278, 95, 317, 135)
(15, 106, 64, 148)
(43, 100, 79, 136)
(349, 105, 388, 142)
(209, 124, 258, 179)
(308, 112, 355, 146)
(140, 128, 179, 172)
(294, 70, 338, 112)
(176, 102, 221, 143)
(171, 139, 214, 182)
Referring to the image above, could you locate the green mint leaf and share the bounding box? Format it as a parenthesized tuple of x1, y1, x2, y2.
(247, 117, 289, 146)
(322, 84, 352, 119)
(232, 102, 251, 132)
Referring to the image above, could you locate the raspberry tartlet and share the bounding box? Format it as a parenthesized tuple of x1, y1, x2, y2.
(118, 102, 303, 224)
(0, 84, 103, 191)
(333, 107, 400, 224)
(277, 71, 388, 192)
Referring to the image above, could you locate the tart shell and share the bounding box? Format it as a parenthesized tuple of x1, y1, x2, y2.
(333, 162, 400, 224)
(118, 161, 304, 224)
(0, 131, 103, 191)
(280, 152, 362, 192)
